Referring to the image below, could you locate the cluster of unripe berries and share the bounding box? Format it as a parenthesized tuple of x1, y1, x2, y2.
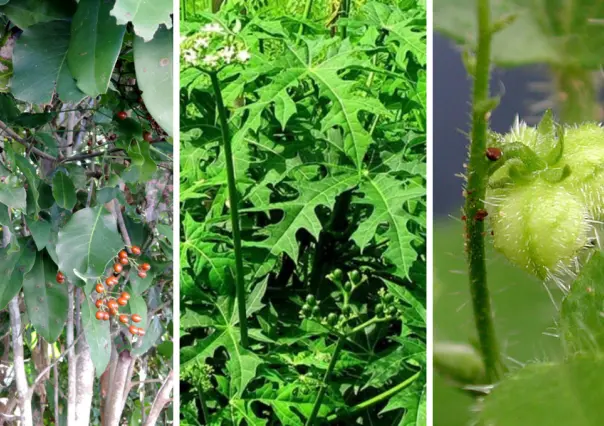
(93, 245, 149, 336)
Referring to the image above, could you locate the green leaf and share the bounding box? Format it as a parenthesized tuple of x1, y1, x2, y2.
(11, 20, 84, 103)
(245, 173, 360, 262)
(123, 141, 157, 182)
(23, 252, 68, 343)
(0, 241, 36, 309)
(0, 175, 26, 210)
(0, 94, 20, 122)
(479, 356, 604, 426)
(380, 380, 426, 426)
(67, 0, 126, 96)
(560, 251, 604, 354)
(133, 26, 173, 135)
(0, 0, 76, 29)
(132, 315, 163, 356)
(81, 297, 111, 377)
(352, 174, 425, 278)
(28, 218, 52, 251)
(110, 0, 173, 42)
(56, 206, 124, 283)
(52, 171, 77, 211)
(14, 155, 40, 216)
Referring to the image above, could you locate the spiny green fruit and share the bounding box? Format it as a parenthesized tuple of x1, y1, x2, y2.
(486, 115, 601, 280)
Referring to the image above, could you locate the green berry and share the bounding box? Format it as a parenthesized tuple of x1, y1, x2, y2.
(305, 294, 316, 306)
(350, 270, 361, 284)
(344, 281, 353, 292)
(384, 293, 394, 303)
(332, 268, 343, 281)
(312, 306, 320, 317)
(342, 305, 352, 315)
(302, 304, 312, 314)
(376, 304, 384, 314)
(327, 313, 338, 325)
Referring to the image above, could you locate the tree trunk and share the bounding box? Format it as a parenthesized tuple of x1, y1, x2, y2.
(142, 371, 174, 426)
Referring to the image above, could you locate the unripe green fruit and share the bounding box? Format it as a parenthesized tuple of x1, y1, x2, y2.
(305, 294, 316, 306)
(327, 313, 338, 325)
(302, 304, 312, 314)
(384, 293, 394, 303)
(312, 306, 320, 317)
(332, 269, 343, 281)
(350, 270, 361, 284)
(344, 281, 353, 292)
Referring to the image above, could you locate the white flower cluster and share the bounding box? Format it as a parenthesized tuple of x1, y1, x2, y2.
(181, 21, 250, 70)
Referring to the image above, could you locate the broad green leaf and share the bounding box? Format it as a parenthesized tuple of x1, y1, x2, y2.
(134, 26, 173, 135)
(0, 241, 36, 309)
(122, 141, 157, 182)
(0, 176, 26, 210)
(52, 171, 76, 211)
(435, 0, 604, 68)
(81, 297, 111, 377)
(56, 206, 124, 283)
(11, 20, 84, 103)
(23, 252, 68, 343)
(67, 0, 126, 96)
(0, 94, 19, 122)
(245, 173, 360, 262)
(125, 289, 147, 326)
(132, 315, 163, 356)
(352, 174, 425, 278)
(14, 156, 40, 216)
(28, 218, 52, 251)
(479, 356, 604, 425)
(111, 0, 173, 42)
(560, 251, 604, 354)
(0, 0, 76, 29)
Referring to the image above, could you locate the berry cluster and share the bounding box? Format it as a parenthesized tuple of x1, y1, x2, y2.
(93, 245, 150, 336)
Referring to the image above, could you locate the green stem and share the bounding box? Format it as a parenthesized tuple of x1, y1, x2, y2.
(552, 67, 598, 125)
(340, 0, 351, 38)
(305, 337, 345, 425)
(464, 0, 503, 383)
(198, 390, 210, 424)
(298, 0, 315, 37)
(210, 72, 249, 348)
(326, 371, 421, 422)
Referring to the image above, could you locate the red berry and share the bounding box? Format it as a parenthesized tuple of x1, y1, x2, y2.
(95, 299, 104, 309)
(141, 263, 151, 272)
(110, 308, 119, 316)
(95, 284, 104, 294)
(137, 328, 146, 336)
(117, 297, 128, 306)
(137, 271, 147, 279)
(120, 292, 130, 301)
(102, 312, 110, 321)
(131, 314, 142, 323)
(118, 250, 128, 259)
(107, 300, 119, 311)
(113, 263, 123, 273)
(95, 311, 104, 320)
(116, 111, 127, 120)
(129, 325, 138, 335)
(131, 245, 141, 256)
(56, 271, 65, 283)
(143, 131, 153, 142)
(119, 315, 129, 324)
(119, 257, 129, 265)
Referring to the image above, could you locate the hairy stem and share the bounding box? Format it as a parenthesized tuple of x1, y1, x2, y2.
(552, 67, 598, 125)
(326, 370, 421, 422)
(210, 72, 249, 348)
(464, 0, 503, 383)
(305, 337, 345, 425)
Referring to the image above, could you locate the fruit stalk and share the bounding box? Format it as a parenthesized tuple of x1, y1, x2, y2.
(305, 337, 345, 425)
(210, 72, 249, 348)
(464, 0, 503, 383)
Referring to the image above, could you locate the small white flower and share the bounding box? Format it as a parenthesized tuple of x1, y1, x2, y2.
(236, 50, 251, 63)
(219, 46, 236, 64)
(183, 49, 198, 64)
(195, 38, 210, 49)
(202, 23, 224, 34)
(203, 54, 219, 67)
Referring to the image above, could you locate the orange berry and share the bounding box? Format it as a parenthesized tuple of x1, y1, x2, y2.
(131, 314, 142, 323)
(56, 271, 65, 283)
(137, 328, 146, 336)
(113, 263, 123, 273)
(95, 299, 104, 309)
(128, 325, 138, 335)
(120, 292, 130, 300)
(102, 312, 110, 321)
(119, 315, 129, 324)
(95, 284, 104, 294)
(110, 308, 119, 316)
(118, 250, 128, 259)
(117, 297, 128, 306)
(131, 245, 141, 256)
(141, 263, 151, 272)
(119, 257, 128, 265)
(107, 300, 119, 311)
(95, 311, 104, 320)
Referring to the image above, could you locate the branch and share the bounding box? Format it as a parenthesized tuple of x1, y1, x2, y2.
(0, 120, 57, 161)
(142, 371, 174, 426)
(113, 199, 132, 249)
(104, 351, 133, 426)
(66, 283, 76, 425)
(8, 296, 32, 426)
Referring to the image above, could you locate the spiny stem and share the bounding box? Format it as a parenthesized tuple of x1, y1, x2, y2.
(464, 0, 503, 383)
(305, 337, 345, 425)
(210, 72, 249, 348)
(326, 370, 421, 422)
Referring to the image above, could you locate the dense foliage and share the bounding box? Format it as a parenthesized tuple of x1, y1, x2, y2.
(179, 0, 426, 424)
(0, 0, 174, 424)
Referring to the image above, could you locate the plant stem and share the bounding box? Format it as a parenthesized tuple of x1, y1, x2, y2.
(210, 72, 249, 348)
(340, 0, 351, 38)
(464, 0, 503, 383)
(306, 337, 345, 425)
(326, 370, 421, 422)
(199, 390, 210, 424)
(298, 0, 315, 37)
(552, 67, 598, 125)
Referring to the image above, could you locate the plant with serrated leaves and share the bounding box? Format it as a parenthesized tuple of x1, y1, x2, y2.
(0, 1, 174, 425)
(434, 1, 604, 425)
(180, 0, 426, 424)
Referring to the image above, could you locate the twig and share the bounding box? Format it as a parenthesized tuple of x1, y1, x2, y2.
(142, 371, 174, 426)
(0, 120, 57, 161)
(8, 296, 32, 426)
(113, 199, 132, 249)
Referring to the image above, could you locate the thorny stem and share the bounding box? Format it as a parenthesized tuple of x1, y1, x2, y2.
(326, 370, 421, 422)
(210, 72, 249, 348)
(305, 337, 345, 425)
(464, 0, 503, 383)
